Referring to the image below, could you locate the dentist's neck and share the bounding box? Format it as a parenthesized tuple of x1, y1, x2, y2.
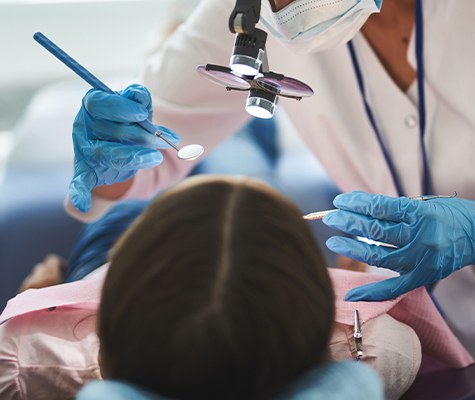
(361, 0, 417, 92)
(269, 0, 293, 12)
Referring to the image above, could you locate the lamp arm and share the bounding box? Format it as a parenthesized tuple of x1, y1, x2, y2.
(229, 0, 262, 34)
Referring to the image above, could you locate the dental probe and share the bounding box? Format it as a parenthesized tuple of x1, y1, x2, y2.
(302, 193, 458, 221)
(33, 32, 204, 161)
(302, 209, 337, 220)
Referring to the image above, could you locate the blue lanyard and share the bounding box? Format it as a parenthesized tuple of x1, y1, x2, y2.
(347, 0, 430, 197)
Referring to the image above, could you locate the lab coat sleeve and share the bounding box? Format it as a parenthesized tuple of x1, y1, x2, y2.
(65, 0, 254, 221)
(140, 0, 255, 185)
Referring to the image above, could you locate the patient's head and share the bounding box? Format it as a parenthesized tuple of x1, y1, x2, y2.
(98, 175, 334, 400)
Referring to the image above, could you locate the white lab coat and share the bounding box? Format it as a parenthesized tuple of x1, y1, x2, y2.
(66, 0, 475, 220)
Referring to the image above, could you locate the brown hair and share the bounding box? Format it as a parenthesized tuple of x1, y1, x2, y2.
(98, 175, 335, 400)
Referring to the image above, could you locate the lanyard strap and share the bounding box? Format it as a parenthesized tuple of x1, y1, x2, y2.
(348, 0, 430, 197)
(415, 0, 430, 195)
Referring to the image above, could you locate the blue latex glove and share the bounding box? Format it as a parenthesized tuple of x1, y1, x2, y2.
(70, 84, 179, 212)
(323, 191, 475, 301)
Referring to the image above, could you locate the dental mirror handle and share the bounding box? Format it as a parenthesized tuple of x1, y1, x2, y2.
(33, 32, 203, 160)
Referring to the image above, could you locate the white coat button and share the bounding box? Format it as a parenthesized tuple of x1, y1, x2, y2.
(405, 114, 418, 128)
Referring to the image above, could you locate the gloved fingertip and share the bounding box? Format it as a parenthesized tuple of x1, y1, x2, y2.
(332, 192, 357, 207)
(85, 90, 150, 122)
(322, 211, 337, 225)
(71, 193, 91, 213)
(124, 83, 148, 91)
(123, 83, 150, 96)
(83, 88, 111, 105)
(344, 289, 365, 302)
(136, 149, 165, 168)
(333, 190, 368, 208)
(325, 236, 344, 251)
(347, 286, 394, 302)
(332, 193, 345, 207)
(120, 84, 152, 108)
(69, 182, 92, 213)
(84, 87, 101, 98)
(156, 125, 180, 144)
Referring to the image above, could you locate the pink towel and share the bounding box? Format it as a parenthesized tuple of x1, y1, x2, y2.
(330, 268, 474, 368)
(0, 269, 106, 325)
(1, 267, 472, 368)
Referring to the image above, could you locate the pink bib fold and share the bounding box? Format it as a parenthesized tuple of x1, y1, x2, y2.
(330, 268, 474, 368)
(1, 267, 472, 369)
(0, 269, 106, 325)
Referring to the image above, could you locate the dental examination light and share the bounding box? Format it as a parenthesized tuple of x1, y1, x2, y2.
(196, 64, 313, 119)
(196, 0, 314, 119)
(33, 32, 204, 161)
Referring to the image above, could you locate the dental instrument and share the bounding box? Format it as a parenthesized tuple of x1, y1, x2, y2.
(354, 309, 363, 361)
(302, 193, 458, 220)
(302, 209, 337, 220)
(33, 32, 204, 161)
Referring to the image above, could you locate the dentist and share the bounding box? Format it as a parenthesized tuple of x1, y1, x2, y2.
(66, 0, 475, 301)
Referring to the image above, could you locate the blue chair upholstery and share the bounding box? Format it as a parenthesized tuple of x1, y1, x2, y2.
(0, 166, 82, 309)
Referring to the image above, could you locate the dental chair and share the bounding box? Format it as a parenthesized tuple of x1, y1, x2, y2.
(402, 355, 475, 400)
(0, 81, 86, 310)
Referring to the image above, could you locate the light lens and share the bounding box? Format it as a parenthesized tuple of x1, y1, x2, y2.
(246, 105, 273, 119)
(230, 63, 259, 76)
(245, 94, 277, 119)
(229, 53, 263, 76)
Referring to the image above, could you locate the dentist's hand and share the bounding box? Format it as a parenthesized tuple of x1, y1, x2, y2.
(70, 84, 179, 212)
(322, 191, 475, 301)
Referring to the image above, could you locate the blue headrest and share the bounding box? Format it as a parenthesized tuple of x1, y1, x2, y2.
(77, 361, 383, 400)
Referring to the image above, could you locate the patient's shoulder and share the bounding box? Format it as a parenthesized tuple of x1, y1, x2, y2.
(330, 314, 421, 400)
(0, 307, 101, 400)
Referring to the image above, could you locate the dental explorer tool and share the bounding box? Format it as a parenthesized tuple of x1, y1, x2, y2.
(33, 32, 204, 161)
(302, 209, 337, 220)
(302, 192, 458, 221)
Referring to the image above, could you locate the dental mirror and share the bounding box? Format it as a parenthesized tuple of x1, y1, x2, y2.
(33, 32, 205, 162)
(155, 131, 204, 161)
(177, 144, 205, 161)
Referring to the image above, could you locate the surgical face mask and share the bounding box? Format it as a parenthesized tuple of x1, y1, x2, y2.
(260, 0, 382, 54)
